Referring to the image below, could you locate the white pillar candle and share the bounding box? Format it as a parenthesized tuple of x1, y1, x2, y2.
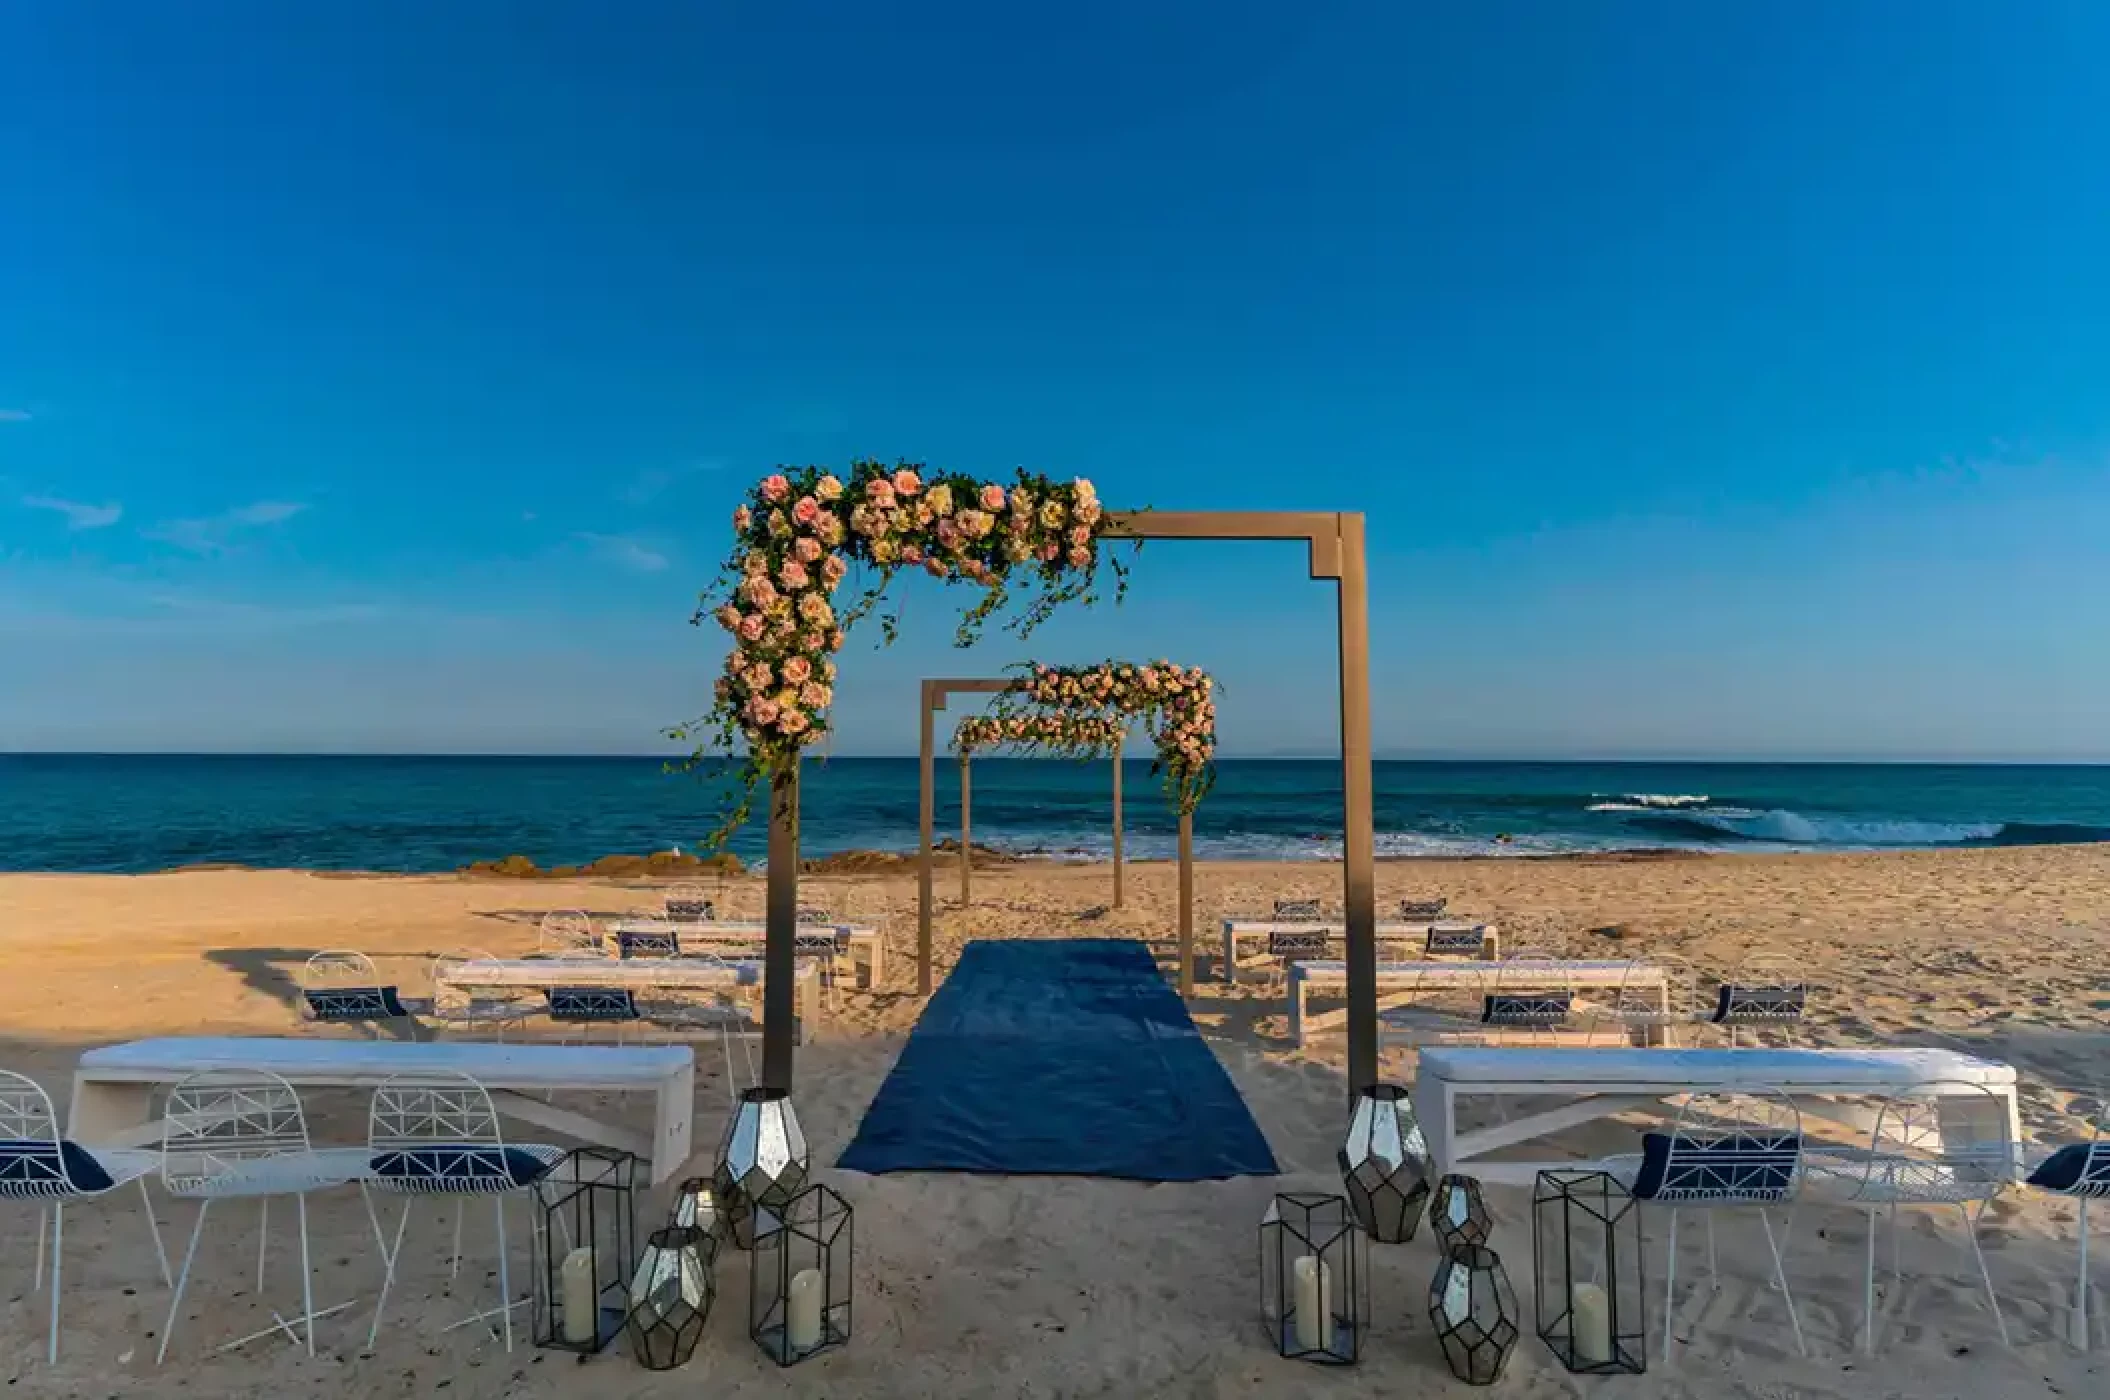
(560, 1247, 598, 1345)
(1292, 1254, 1335, 1353)
(1571, 1281, 1612, 1364)
(787, 1267, 825, 1352)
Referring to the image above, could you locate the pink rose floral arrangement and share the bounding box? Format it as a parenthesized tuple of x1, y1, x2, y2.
(992, 660, 1218, 813)
(675, 459, 1127, 841)
(952, 712, 1127, 759)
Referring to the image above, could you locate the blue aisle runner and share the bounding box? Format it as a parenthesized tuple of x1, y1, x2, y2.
(837, 938, 1278, 1180)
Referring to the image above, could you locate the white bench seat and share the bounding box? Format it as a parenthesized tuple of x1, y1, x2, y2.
(1219, 919, 1498, 981)
(609, 918, 885, 988)
(1288, 958, 1654, 1046)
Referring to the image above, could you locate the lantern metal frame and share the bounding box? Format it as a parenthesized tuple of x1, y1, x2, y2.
(1429, 1242, 1521, 1386)
(1534, 1169, 1648, 1374)
(750, 1182, 853, 1366)
(1429, 1172, 1494, 1251)
(530, 1146, 641, 1354)
(623, 1225, 714, 1370)
(1258, 1192, 1367, 1364)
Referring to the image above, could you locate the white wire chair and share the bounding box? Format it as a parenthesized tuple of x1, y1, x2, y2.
(1399, 896, 1448, 921)
(428, 949, 530, 1040)
(298, 949, 410, 1024)
(1609, 953, 1704, 1047)
(156, 1069, 366, 1363)
(1605, 1088, 1809, 1363)
(1710, 952, 1810, 1047)
(1805, 1079, 2014, 1353)
(0, 1071, 171, 1364)
(2025, 1086, 2109, 1349)
(635, 953, 760, 1099)
(794, 903, 851, 1010)
(535, 910, 604, 959)
(542, 986, 642, 1046)
(360, 1071, 565, 1352)
(1377, 965, 1490, 1047)
(664, 883, 716, 923)
(1482, 949, 1574, 1043)
(616, 906, 681, 959)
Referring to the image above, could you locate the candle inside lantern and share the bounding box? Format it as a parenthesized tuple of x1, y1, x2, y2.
(1291, 1254, 1334, 1353)
(787, 1268, 825, 1352)
(560, 1247, 598, 1345)
(1571, 1281, 1612, 1365)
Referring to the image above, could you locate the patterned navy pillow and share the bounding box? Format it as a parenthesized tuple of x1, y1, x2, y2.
(2026, 1143, 2106, 1195)
(545, 987, 640, 1021)
(0, 1139, 116, 1193)
(370, 1145, 553, 1189)
(303, 986, 410, 1021)
(1480, 992, 1573, 1025)
(1712, 985, 1807, 1023)
(1631, 1132, 1799, 1201)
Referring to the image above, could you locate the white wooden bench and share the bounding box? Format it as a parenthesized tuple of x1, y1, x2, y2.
(608, 918, 885, 989)
(69, 1037, 697, 1185)
(1219, 919, 1498, 981)
(1410, 1045, 2022, 1187)
(441, 955, 821, 1040)
(1287, 958, 1658, 1047)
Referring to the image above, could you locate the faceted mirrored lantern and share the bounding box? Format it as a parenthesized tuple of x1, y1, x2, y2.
(532, 1147, 641, 1354)
(750, 1183, 852, 1366)
(714, 1086, 810, 1249)
(623, 1226, 713, 1370)
(1429, 1173, 1493, 1250)
(668, 1176, 726, 1263)
(1429, 1243, 1520, 1386)
(1533, 1169, 1646, 1374)
(1258, 1193, 1367, 1364)
(1339, 1083, 1431, 1243)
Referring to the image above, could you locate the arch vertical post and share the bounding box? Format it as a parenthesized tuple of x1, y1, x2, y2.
(917, 681, 938, 996)
(762, 762, 801, 1090)
(1110, 739, 1124, 908)
(1177, 808, 1194, 996)
(959, 754, 973, 904)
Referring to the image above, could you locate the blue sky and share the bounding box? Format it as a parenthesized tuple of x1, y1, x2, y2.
(3, 3, 2107, 760)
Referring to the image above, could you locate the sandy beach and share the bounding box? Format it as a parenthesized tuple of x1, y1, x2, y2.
(1, 844, 2106, 1397)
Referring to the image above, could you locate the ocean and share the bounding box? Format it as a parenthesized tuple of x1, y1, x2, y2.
(2, 754, 2107, 875)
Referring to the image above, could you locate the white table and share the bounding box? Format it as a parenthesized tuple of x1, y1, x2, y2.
(1289, 958, 1660, 1046)
(610, 918, 885, 988)
(442, 956, 821, 1038)
(70, 1037, 698, 1185)
(1411, 1046, 2022, 1186)
(1219, 919, 1498, 981)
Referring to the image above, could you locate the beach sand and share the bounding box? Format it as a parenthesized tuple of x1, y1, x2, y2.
(0, 844, 2106, 1396)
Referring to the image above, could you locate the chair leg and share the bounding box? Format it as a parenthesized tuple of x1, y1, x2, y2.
(1863, 1207, 1879, 1354)
(367, 1195, 415, 1349)
(494, 1196, 514, 1352)
(158, 1199, 212, 1365)
(137, 1176, 172, 1286)
(1757, 1207, 1807, 1356)
(46, 1201, 63, 1365)
(257, 1196, 270, 1293)
(1661, 1208, 1679, 1364)
(1705, 1214, 1718, 1285)
(1959, 1201, 2009, 1346)
(451, 1204, 465, 1279)
(2076, 1196, 2092, 1350)
(296, 1193, 316, 1357)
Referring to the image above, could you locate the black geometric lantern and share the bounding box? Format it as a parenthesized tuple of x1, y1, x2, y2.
(1258, 1193, 1367, 1364)
(1428, 1173, 1493, 1250)
(1533, 1169, 1646, 1374)
(751, 1183, 852, 1366)
(1428, 1243, 1520, 1386)
(1339, 1083, 1432, 1242)
(623, 1226, 714, 1370)
(532, 1146, 641, 1354)
(667, 1175, 726, 1254)
(715, 1087, 810, 1250)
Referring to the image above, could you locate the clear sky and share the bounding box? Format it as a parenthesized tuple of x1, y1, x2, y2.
(3, 3, 2106, 761)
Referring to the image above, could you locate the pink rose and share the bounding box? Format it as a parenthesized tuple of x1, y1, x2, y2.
(819, 516, 845, 546)
(865, 476, 895, 504)
(792, 496, 821, 527)
(749, 697, 781, 726)
(1067, 546, 1090, 568)
(740, 576, 779, 608)
(737, 614, 766, 642)
(816, 474, 844, 501)
(826, 628, 846, 650)
(782, 656, 813, 685)
(892, 469, 922, 497)
(901, 544, 925, 565)
(820, 555, 847, 586)
(934, 518, 960, 549)
(980, 484, 1006, 511)
(799, 681, 830, 709)
(714, 604, 741, 631)
(797, 594, 834, 625)
(801, 628, 828, 651)
(923, 557, 947, 577)
(794, 536, 823, 562)
(733, 505, 753, 530)
(745, 660, 775, 690)
(779, 708, 810, 735)
(1069, 524, 1091, 546)
(760, 474, 791, 502)
(1037, 541, 1061, 562)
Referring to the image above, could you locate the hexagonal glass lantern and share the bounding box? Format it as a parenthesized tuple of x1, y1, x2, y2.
(1533, 1169, 1646, 1374)
(1428, 1173, 1493, 1250)
(1259, 1193, 1367, 1364)
(1339, 1084, 1431, 1243)
(751, 1183, 852, 1366)
(714, 1086, 810, 1250)
(1429, 1243, 1520, 1386)
(531, 1147, 640, 1354)
(623, 1226, 713, 1370)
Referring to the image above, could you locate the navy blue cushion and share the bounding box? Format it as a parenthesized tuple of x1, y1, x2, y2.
(1425, 926, 1486, 954)
(0, 1139, 116, 1194)
(2027, 1143, 2106, 1195)
(617, 929, 680, 958)
(304, 985, 410, 1021)
(1481, 991, 1573, 1024)
(369, 1144, 554, 1189)
(1712, 985, 1807, 1023)
(665, 899, 713, 921)
(545, 987, 640, 1021)
(1631, 1131, 1800, 1201)
(1268, 931, 1331, 957)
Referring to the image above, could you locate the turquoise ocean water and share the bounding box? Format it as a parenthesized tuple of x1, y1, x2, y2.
(2, 755, 2107, 874)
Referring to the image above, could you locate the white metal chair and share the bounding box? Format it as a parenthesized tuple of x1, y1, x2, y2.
(298, 950, 411, 1025)
(1605, 1089, 1809, 1362)
(428, 949, 530, 1040)
(1399, 896, 1448, 921)
(0, 1071, 171, 1363)
(1710, 952, 1810, 1047)
(1609, 953, 1703, 1046)
(535, 910, 603, 959)
(664, 883, 715, 923)
(1482, 950, 1574, 1044)
(156, 1069, 365, 1362)
(635, 953, 760, 1098)
(360, 1071, 565, 1352)
(793, 904, 850, 1010)
(1377, 966, 1489, 1047)
(2025, 1087, 2109, 1349)
(616, 907, 681, 959)
(1807, 1079, 2013, 1353)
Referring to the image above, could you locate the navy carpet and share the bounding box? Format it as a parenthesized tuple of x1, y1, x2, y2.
(837, 938, 1278, 1180)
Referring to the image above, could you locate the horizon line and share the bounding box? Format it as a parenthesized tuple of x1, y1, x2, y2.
(2, 750, 2106, 767)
